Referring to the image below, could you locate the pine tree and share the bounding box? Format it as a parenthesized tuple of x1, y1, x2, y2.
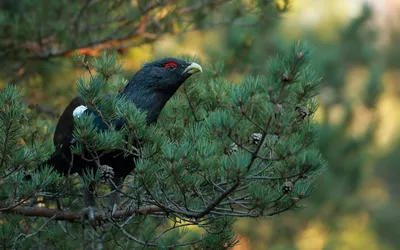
(0, 41, 324, 248)
(231, 4, 394, 249)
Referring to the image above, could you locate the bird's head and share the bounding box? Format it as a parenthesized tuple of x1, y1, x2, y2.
(124, 58, 203, 95)
(121, 58, 203, 123)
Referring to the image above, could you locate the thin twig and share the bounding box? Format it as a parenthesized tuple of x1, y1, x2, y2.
(13, 214, 57, 243)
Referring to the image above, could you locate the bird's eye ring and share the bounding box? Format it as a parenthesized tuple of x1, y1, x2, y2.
(164, 62, 177, 71)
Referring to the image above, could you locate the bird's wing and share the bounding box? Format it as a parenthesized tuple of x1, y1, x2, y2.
(49, 96, 122, 174)
(82, 109, 125, 131)
(54, 95, 128, 150)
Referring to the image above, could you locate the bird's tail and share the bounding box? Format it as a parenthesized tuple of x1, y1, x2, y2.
(24, 148, 72, 181)
(43, 147, 74, 175)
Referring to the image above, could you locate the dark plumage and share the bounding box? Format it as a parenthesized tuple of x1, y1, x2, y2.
(42, 58, 202, 218)
(47, 58, 202, 178)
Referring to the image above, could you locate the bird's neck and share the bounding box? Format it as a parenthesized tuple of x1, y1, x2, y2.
(120, 86, 169, 124)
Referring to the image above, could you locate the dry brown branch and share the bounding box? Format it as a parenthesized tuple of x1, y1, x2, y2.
(177, 0, 231, 15)
(0, 205, 163, 221)
(1, 0, 236, 61)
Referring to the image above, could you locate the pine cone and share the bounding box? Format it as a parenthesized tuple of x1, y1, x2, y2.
(99, 165, 114, 183)
(282, 181, 293, 194)
(229, 143, 239, 153)
(295, 105, 309, 119)
(250, 133, 263, 145)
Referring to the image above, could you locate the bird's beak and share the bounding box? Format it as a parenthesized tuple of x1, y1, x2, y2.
(182, 62, 203, 75)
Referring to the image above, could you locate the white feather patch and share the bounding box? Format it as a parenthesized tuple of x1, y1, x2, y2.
(72, 105, 88, 118)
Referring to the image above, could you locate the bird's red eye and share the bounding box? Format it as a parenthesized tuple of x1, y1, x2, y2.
(164, 62, 177, 70)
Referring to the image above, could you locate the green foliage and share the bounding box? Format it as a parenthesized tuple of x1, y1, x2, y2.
(1, 0, 398, 248)
(199, 218, 239, 250)
(0, 40, 324, 248)
(228, 3, 396, 250)
(0, 86, 62, 207)
(5, 0, 384, 249)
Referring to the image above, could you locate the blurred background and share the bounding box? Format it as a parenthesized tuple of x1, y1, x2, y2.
(1, 0, 400, 249)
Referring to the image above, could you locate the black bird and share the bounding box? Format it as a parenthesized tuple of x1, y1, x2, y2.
(44, 58, 202, 220)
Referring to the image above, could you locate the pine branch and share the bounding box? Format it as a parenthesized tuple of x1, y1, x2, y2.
(112, 220, 202, 248)
(1, 0, 236, 61)
(0, 205, 163, 221)
(13, 214, 57, 243)
(192, 179, 240, 219)
(177, 0, 231, 15)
